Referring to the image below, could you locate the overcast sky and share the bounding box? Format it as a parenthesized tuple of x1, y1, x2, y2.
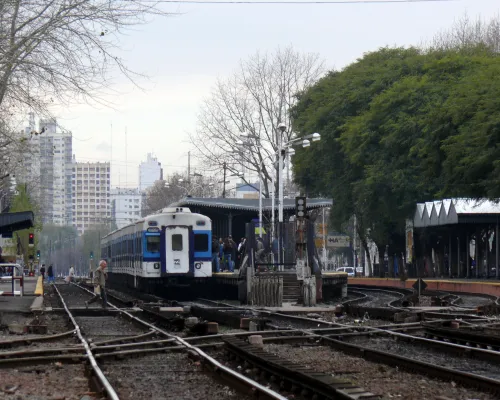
(50, 0, 500, 189)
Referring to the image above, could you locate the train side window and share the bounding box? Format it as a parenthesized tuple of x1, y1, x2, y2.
(194, 234, 208, 252)
(146, 236, 160, 253)
(172, 234, 183, 251)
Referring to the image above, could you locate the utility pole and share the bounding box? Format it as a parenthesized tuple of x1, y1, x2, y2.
(222, 162, 227, 198)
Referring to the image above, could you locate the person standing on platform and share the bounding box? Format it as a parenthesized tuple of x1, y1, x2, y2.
(47, 265, 54, 283)
(86, 260, 108, 309)
(212, 236, 220, 273)
(40, 264, 46, 280)
(223, 237, 234, 272)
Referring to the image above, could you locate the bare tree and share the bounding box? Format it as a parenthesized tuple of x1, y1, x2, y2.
(190, 46, 324, 198)
(0, 0, 170, 116)
(142, 173, 216, 217)
(426, 13, 500, 53)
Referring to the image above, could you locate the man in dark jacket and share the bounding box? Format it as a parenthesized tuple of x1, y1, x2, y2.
(212, 237, 220, 272)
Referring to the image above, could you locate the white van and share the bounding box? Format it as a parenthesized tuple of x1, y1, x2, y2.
(337, 267, 355, 277)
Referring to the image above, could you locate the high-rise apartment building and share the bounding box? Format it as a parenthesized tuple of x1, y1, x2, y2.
(139, 153, 162, 192)
(19, 117, 73, 226)
(71, 162, 111, 234)
(110, 188, 142, 229)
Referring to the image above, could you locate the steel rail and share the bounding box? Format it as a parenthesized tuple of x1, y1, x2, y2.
(53, 285, 120, 400)
(193, 297, 500, 361)
(72, 283, 287, 400)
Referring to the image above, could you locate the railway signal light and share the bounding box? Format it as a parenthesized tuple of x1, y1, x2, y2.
(295, 196, 306, 220)
(36, 250, 40, 258)
(90, 251, 94, 259)
(28, 233, 34, 247)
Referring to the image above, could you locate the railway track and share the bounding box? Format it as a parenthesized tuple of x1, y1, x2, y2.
(63, 283, 286, 399)
(194, 298, 500, 396)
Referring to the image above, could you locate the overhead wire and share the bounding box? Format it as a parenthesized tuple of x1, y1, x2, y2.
(127, 0, 455, 4)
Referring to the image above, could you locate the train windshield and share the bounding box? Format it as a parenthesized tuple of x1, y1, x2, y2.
(146, 235, 161, 253)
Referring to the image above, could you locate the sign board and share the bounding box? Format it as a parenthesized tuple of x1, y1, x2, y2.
(412, 278, 427, 292)
(326, 235, 350, 248)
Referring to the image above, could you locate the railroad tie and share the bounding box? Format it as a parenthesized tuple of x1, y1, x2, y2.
(223, 336, 381, 400)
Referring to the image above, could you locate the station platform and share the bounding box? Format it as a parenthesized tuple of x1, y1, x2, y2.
(0, 276, 44, 313)
(350, 277, 500, 297)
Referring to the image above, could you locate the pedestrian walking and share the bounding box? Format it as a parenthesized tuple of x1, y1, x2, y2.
(47, 265, 54, 283)
(85, 260, 108, 309)
(40, 264, 46, 280)
(69, 265, 75, 283)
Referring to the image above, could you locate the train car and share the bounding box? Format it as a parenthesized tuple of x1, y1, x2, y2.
(101, 207, 212, 294)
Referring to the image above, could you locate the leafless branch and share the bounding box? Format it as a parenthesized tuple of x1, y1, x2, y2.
(190, 46, 324, 198)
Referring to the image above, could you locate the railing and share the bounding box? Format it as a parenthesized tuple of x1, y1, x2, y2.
(0, 264, 24, 296)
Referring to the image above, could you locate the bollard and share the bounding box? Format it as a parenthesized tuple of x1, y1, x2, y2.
(206, 322, 218, 334)
(248, 335, 264, 348)
(240, 318, 250, 329)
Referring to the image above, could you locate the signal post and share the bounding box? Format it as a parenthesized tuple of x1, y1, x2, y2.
(295, 197, 316, 306)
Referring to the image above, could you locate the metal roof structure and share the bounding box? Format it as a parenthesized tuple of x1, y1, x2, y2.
(0, 211, 35, 234)
(170, 197, 333, 212)
(413, 199, 500, 227)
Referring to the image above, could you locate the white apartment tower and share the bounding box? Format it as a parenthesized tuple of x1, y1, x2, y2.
(111, 188, 142, 229)
(20, 118, 73, 226)
(139, 153, 162, 192)
(71, 162, 111, 234)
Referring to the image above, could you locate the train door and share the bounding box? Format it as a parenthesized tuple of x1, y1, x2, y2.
(165, 226, 190, 274)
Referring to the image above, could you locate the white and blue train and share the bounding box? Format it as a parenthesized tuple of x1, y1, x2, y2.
(100, 207, 213, 294)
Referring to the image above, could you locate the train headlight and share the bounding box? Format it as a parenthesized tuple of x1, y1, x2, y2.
(154, 263, 160, 270)
(195, 262, 202, 270)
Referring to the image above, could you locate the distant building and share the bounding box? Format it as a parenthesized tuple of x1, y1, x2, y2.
(139, 153, 162, 192)
(71, 162, 111, 234)
(235, 182, 260, 199)
(19, 117, 73, 226)
(111, 188, 142, 229)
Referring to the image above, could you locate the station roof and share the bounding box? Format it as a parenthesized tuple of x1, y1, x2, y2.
(170, 197, 333, 212)
(413, 199, 500, 227)
(0, 211, 35, 234)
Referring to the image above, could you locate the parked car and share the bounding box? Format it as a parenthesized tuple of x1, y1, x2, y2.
(337, 267, 355, 277)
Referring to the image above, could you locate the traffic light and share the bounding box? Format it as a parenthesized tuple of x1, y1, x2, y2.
(90, 251, 94, 260)
(295, 196, 307, 220)
(36, 250, 40, 258)
(28, 233, 34, 247)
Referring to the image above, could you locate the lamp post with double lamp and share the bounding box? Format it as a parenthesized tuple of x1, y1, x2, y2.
(276, 124, 321, 267)
(236, 137, 276, 239)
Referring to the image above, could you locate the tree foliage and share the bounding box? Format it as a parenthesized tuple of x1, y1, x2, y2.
(292, 43, 500, 267)
(0, 0, 170, 115)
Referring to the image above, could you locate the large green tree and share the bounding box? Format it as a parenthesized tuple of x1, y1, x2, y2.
(292, 45, 500, 274)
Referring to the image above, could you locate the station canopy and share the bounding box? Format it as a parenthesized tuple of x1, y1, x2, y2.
(413, 199, 500, 227)
(170, 197, 333, 212)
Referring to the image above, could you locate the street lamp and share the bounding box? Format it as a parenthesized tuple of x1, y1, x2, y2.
(277, 125, 321, 267)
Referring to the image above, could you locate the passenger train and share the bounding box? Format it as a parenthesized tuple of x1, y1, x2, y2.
(100, 207, 212, 294)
